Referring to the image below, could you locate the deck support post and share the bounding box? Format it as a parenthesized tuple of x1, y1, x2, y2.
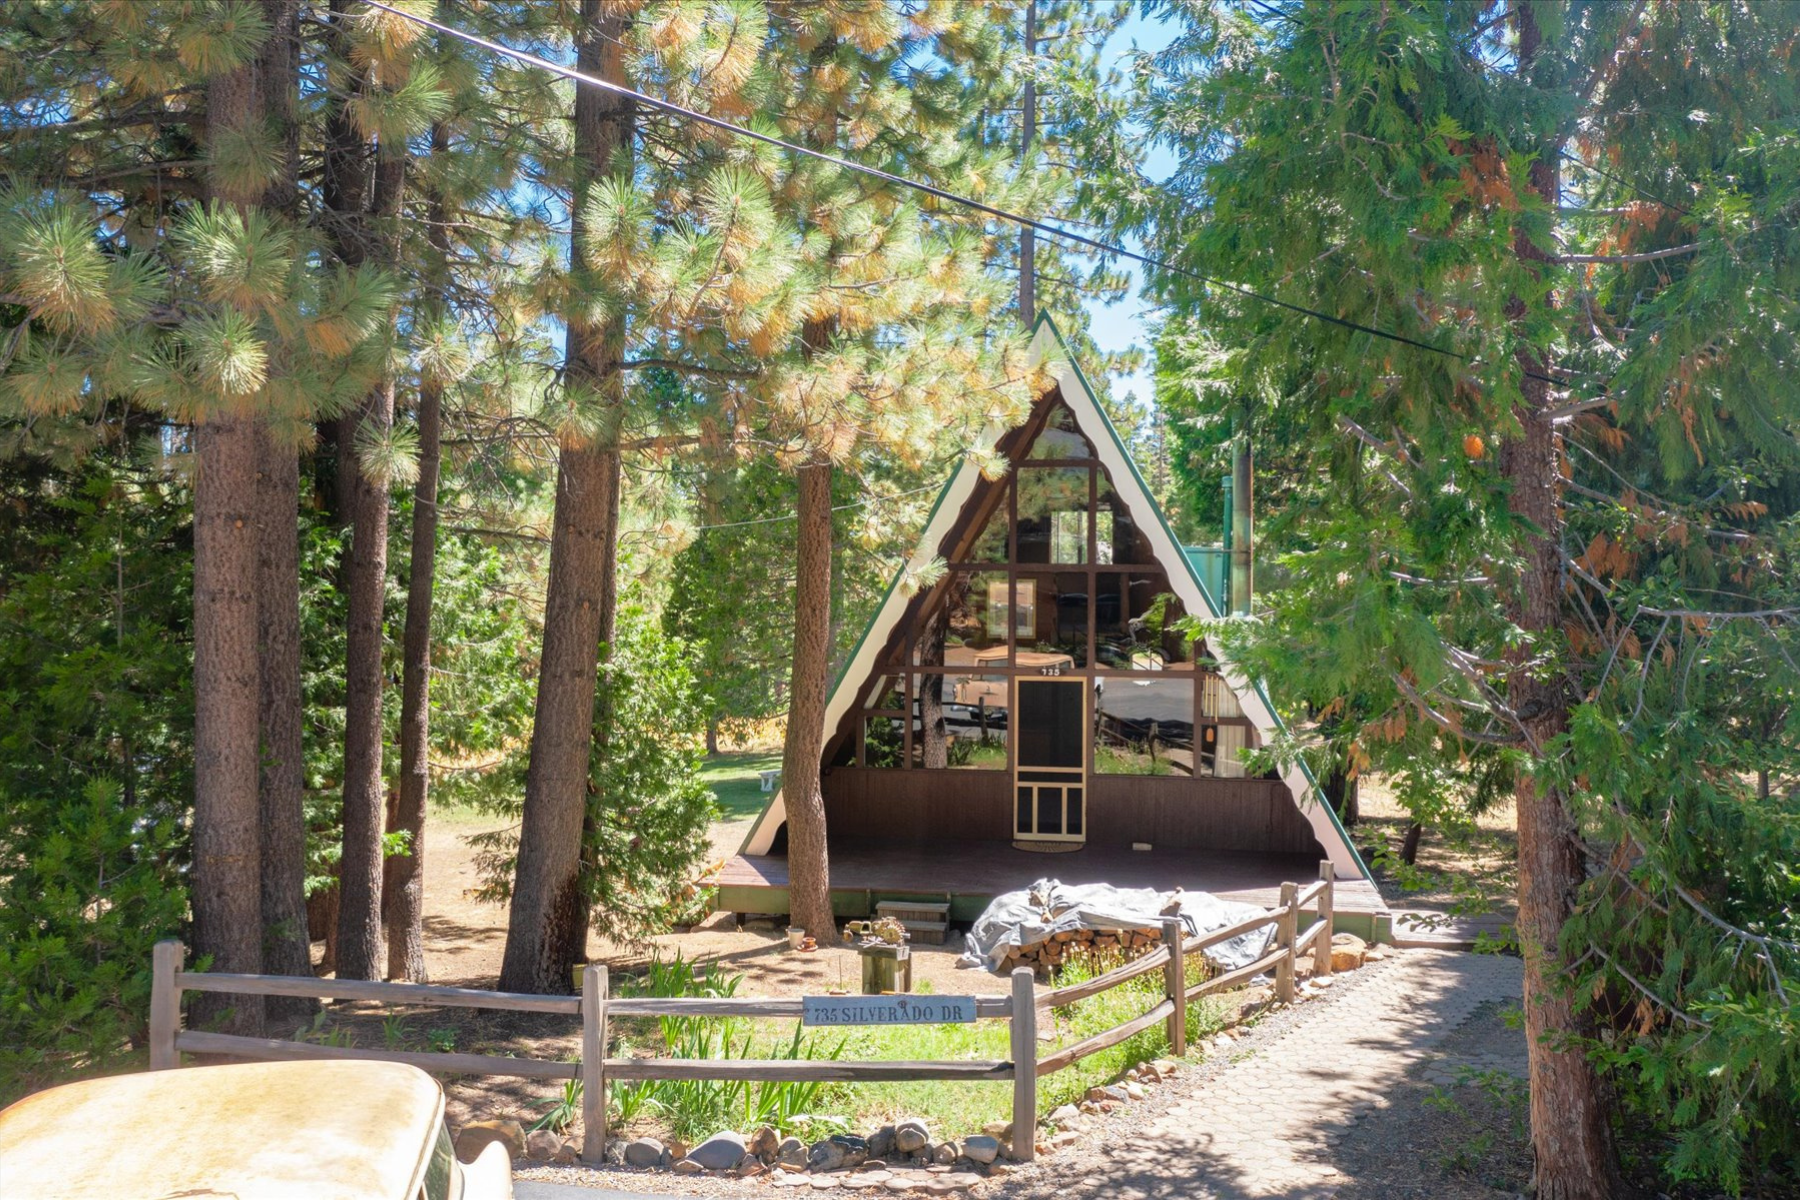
(151, 940, 184, 1070)
(1009, 967, 1037, 1163)
(1316, 861, 1336, 979)
(581, 964, 609, 1164)
(1160, 917, 1186, 1057)
(1275, 882, 1298, 1004)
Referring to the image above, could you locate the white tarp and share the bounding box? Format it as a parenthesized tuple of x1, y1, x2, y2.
(958, 878, 1274, 973)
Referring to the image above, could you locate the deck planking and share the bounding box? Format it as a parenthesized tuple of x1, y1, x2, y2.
(719, 837, 1388, 916)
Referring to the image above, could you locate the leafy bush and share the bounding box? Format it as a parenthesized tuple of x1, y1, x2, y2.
(472, 606, 717, 944)
(0, 467, 192, 1101)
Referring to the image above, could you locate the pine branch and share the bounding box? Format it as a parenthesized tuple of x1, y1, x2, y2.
(622, 358, 760, 381)
(1552, 242, 1702, 265)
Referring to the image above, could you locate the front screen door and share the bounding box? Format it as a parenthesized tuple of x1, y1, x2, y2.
(1014, 678, 1086, 842)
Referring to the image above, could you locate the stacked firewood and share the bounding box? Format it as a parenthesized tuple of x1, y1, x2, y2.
(999, 926, 1163, 973)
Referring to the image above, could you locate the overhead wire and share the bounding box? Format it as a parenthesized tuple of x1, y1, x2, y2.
(355, 0, 1537, 379)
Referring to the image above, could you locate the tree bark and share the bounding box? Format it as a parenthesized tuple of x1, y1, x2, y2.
(253, 0, 314, 1016)
(1503, 8, 1621, 1197)
(334, 149, 406, 981)
(190, 6, 290, 1036)
(384, 120, 451, 984)
(498, 0, 630, 995)
(781, 457, 836, 938)
(258, 431, 315, 1005)
(1398, 820, 1422, 866)
(191, 415, 265, 1033)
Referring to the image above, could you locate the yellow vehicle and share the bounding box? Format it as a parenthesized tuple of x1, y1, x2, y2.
(0, 1059, 513, 1200)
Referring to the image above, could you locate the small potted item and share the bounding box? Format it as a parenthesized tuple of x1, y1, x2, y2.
(786, 926, 805, 950)
(799, 936, 818, 953)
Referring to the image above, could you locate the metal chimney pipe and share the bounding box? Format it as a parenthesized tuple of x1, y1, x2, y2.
(1230, 437, 1254, 615)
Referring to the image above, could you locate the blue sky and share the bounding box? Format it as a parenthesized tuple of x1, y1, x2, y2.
(1080, 5, 1179, 413)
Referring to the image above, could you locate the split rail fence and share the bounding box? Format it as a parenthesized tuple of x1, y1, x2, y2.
(149, 861, 1335, 1167)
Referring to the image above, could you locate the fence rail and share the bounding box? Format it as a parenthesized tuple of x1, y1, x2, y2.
(148, 861, 1336, 1169)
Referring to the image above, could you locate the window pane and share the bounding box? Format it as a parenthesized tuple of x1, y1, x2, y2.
(1036, 786, 1064, 834)
(912, 674, 1007, 769)
(1201, 672, 1243, 719)
(1096, 575, 1190, 669)
(1017, 467, 1090, 564)
(864, 715, 905, 768)
(1098, 475, 1156, 564)
(1026, 402, 1096, 460)
(865, 675, 902, 710)
(1214, 724, 1249, 778)
(965, 483, 1009, 563)
(1017, 572, 1088, 667)
(919, 571, 1010, 666)
(1094, 677, 1196, 776)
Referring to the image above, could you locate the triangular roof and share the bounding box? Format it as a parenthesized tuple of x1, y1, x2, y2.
(744, 316, 1368, 880)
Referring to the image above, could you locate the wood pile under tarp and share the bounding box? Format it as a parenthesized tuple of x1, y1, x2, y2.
(958, 878, 1275, 976)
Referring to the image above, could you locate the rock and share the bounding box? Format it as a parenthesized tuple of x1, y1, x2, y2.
(687, 1131, 748, 1171)
(932, 1143, 956, 1165)
(1077, 1100, 1100, 1115)
(1330, 932, 1368, 972)
(1134, 1063, 1157, 1082)
(1364, 945, 1389, 961)
(666, 1139, 688, 1161)
(858, 1160, 888, 1172)
(868, 1126, 896, 1159)
(624, 1137, 666, 1168)
(525, 1130, 562, 1161)
(1087, 1084, 1128, 1103)
(673, 1159, 705, 1175)
(604, 1138, 628, 1165)
(981, 1120, 1012, 1139)
(1049, 1130, 1079, 1149)
(1124, 1082, 1149, 1101)
(1152, 1058, 1179, 1076)
(984, 1161, 1011, 1178)
(737, 1153, 769, 1178)
(809, 1139, 850, 1172)
(454, 1120, 526, 1163)
(1047, 1104, 1079, 1125)
(751, 1125, 782, 1161)
(961, 1135, 1000, 1165)
(778, 1136, 808, 1168)
(774, 1171, 813, 1187)
(551, 1141, 581, 1166)
(894, 1118, 931, 1154)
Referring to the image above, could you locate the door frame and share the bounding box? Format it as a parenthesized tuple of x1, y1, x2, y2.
(1013, 676, 1088, 843)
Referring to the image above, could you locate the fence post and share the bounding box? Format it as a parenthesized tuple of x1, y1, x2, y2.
(1160, 917, 1186, 1058)
(1009, 966, 1036, 1164)
(150, 940, 184, 1070)
(1316, 861, 1336, 979)
(1275, 882, 1298, 1005)
(581, 965, 609, 1165)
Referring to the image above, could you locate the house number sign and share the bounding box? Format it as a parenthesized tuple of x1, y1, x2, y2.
(801, 995, 978, 1026)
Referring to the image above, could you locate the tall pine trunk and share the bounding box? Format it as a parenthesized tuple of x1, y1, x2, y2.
(385, 123, 451, 983)
(1504, 8, 1620, 1197)
(781, 457, 835, 937)
(258, 432, 314, 996)
(255, 0, 315, 1014)
(191, 42, 270, 1036)
(335, 151, 406, 981)
(499, 0, 629, 994)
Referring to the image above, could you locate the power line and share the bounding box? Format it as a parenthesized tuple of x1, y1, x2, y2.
(355, 0, 1495, 372)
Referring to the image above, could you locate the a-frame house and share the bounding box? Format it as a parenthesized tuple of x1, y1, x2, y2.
(718, 319, 1387, 938)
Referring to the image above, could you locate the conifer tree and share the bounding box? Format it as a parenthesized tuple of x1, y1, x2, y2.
(1141, 1, 1800, 1192)
(500, 0, 634, 995)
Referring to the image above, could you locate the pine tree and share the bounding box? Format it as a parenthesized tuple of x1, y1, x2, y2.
(499, 0, 634, 995)
(1141, 2, 1800, 1192)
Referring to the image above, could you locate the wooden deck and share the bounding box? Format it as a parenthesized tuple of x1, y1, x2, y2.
(716, 838, 1389, 930)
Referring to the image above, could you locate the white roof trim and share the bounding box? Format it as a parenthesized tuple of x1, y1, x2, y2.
(745, 320, 1366, 880)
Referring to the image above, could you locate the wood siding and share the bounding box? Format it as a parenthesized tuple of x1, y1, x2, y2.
(821, 768, 1320, 855)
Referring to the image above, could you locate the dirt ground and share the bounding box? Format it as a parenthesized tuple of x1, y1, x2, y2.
(1350, 777, 1518, 925)
(356, 804, 1014, 1131)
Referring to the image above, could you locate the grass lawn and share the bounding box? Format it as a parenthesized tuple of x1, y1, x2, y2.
(702, 751, 784, 821)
